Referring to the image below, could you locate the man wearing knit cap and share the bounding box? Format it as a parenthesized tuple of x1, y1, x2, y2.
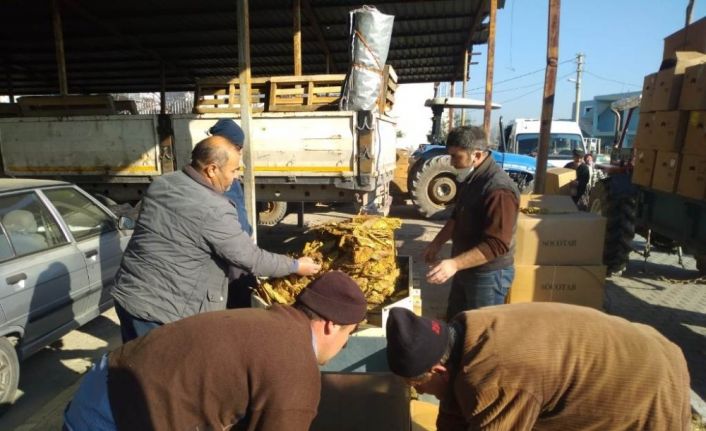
(65, 271, 368, 431)
(209, 118, 258, 309)
(386, 304, 691, 431)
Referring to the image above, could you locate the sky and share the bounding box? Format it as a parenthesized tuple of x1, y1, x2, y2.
(391, 0, 706, 149)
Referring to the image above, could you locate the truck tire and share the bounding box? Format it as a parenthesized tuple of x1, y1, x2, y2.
(696, 254, 706, 276)
(410, 155, 458, 220)
(258, 201, 288, 226)
(589, 179, 636, 275)
(0, 337, 19, 406)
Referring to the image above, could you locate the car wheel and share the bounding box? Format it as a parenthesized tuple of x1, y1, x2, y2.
(0, 337, 19, 406)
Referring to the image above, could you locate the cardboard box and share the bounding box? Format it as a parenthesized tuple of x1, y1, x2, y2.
(507, 265, 606, 310)
(652, 111, 689, 151)
(544, 168, 576, 195)
(652, 52, 706, 111)
(683, 111, 706, 156)
(651, 151, 682, 193)
(634, 112, 658, 149)
(631, 149, 657, 187)
(640, 73, 657, 113)
(515, 212, 606, 266)
(679, 63, 706, 110)
(519, 194, 577, 213)
(676, 153, 706, 200)
(663, 16, 706, 60)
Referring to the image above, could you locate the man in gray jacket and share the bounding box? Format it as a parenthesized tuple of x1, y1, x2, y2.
(112, 135, 320, 342)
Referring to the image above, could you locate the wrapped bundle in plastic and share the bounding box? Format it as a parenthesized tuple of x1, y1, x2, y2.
(339, 6, 394, 111)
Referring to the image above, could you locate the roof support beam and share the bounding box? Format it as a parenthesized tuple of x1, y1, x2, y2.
(293, 0, 302, 75)
(483, 0, 497, 136)
(51, 0, 68, 95)
(534, 0, 561, 194)
(458, 0, 488, 82)
(238, 0, 257, 240)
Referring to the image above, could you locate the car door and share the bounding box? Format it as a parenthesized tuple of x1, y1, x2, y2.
(0, 190, 89, 357)
(41, 187, 125, 324)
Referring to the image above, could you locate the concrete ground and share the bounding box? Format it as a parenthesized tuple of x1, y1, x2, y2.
(2, 202, 704, 429)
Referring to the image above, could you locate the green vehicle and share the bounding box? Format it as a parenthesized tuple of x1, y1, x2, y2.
(589, 95, 706, 275)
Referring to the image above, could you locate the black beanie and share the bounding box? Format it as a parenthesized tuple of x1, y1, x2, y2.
(296, 271, 367, 325)
(386, 307, 449, 378)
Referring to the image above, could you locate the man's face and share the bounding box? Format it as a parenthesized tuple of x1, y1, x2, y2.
(406, 369, 450, 400)
(317, 322, 358, 365)
(211, 147, 241, 193)
(447, 146, 484, 170)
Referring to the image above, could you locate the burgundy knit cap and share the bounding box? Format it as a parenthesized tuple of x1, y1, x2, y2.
(386, 307, 449, 378)
(296, 271, 367, 325)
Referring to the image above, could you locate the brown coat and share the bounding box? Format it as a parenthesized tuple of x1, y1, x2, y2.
(437, 303, 691, 431)
(107, 305, 320, 431)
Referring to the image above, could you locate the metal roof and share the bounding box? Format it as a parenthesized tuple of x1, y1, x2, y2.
(0, 0, 502, 95)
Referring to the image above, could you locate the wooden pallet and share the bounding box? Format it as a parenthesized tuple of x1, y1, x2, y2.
(379, 65, 397, 114)
(193, 77, 269, 114)
(17, 95, 118, 116)
(267, 74, 345, 112)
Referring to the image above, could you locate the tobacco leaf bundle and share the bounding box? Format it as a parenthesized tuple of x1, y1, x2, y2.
(257, 215, 402, 309)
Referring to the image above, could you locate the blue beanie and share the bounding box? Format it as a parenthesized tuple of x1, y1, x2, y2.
(209, 119, 245, 147)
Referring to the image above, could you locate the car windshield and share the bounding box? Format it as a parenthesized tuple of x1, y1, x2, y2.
(516, 133, 584, 157)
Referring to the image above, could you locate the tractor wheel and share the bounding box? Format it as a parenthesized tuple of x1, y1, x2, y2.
(410, 155, 459, 220)
(589, 179, 636, 275)
(696, 254, 706, 276)
(258, 201, 288, 226)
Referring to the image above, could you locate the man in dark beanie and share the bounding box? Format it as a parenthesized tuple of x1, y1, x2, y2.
(209, 119, 258, 309)
(65, 271, 367, 431)
(386, 303, 691, 431)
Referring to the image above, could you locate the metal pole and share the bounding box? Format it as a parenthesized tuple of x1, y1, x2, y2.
(686, 0, 695, 26)
(51, 0, 68, 95)
(483, 0, 498, 137)
(573, 53, 584, 123)
(461, 49, 469, 125)
(448, 81, 456, 133)
(238, 0, 257, 241)
(293, 0, 302, 75)
(533, 0, 561, 194)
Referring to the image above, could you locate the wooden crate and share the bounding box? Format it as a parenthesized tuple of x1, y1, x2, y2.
(17, 95, 117, 116)
(193, 77, 269, 114)
(378, 65, 397, 114)
(267, 74, 345, 112)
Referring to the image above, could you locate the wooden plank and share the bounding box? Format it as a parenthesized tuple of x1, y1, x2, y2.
(313, 85, 342, 93)
(307, 81, 314, 106)
(293, 0, 302, 75)
(274, 87, 306, 96)
(269, 74, 346, 83)
(483, 0, 498, 135)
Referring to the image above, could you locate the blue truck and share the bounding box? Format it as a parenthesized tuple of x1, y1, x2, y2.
(406, 98, 537, 219)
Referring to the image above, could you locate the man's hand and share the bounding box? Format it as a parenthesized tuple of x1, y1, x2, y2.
(296, 257, 321, 276)
(422, 242, 442, 264)
(426, 259, 458, 284)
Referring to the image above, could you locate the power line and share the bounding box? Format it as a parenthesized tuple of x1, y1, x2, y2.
(584, 71, 641, 88)
(499, 72, 574, 104)
(467, 80, 545, 96)
(467, 58, 574, 92)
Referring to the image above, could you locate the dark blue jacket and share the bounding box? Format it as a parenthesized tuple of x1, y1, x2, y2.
(224, 179, 253, 236)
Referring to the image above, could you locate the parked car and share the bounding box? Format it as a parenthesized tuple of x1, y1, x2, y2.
(0, 179, 133, 405)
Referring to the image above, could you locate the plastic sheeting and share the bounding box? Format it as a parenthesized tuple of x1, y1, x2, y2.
(340, 6, 394, 112)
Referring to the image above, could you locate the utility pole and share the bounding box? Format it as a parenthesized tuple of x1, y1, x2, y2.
(573, 52, 584, 123)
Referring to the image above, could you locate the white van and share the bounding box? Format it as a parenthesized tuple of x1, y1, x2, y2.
(506, 119, 588, 168)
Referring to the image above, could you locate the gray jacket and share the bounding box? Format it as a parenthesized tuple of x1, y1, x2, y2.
(112, 167, 296, 324)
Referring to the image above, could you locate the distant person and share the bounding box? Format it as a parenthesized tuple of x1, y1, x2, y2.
(208, 119, 257, 309)
(386, 304, 691, 431)
(564, 148, 590, 210)
(422, 126, 519, 319)
(584, 152, 605, 192)
(112, 135, 320, 342)
(65, 271, 368, 431)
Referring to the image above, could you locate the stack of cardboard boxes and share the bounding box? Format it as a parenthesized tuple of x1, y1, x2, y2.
(507, 195, 607, 310)
(634, 17, 706, 200)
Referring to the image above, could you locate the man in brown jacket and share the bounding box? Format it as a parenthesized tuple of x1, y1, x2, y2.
(64, 271, 367, 431)
(423, 126, 519, 319)
(386, 304, 691, 431)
